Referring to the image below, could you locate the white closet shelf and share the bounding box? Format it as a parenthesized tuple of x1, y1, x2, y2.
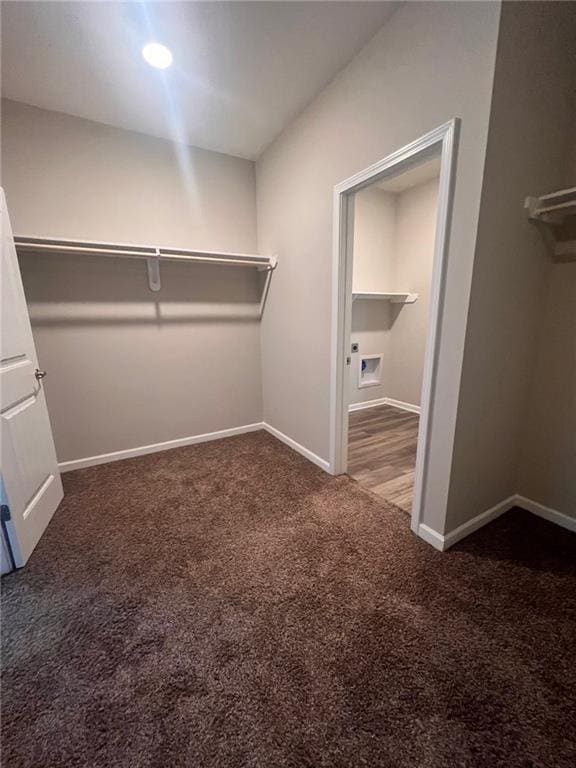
(14, 236, 278, 292)
(525, 186, 576, 262)
(352, 291, 418, 304)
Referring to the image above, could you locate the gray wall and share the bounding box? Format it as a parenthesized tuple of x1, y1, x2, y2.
(350, 299, 392, 405)
(387, 178, 438, 407)
(257, 1, 501, 534)
(352, 188, 395, 290)
(1, 100, 262, 462)
(517, 125, 576, 518)
(446, 1, 576, 529)
(350, 187, 395, 405)
(350, 178, 438, 408)
(517, 265, 576, 517)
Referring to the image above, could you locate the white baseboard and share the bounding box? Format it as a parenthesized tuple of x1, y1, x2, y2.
(349, 396, 421, 415)
(515, 495, 576, 534)
(443, 495, 517, 550)
(418, 493, 575, 552)
(262, 423, 330, 473)
(384, 397, 421, 414)
(59, 420, 331, 475)
(418, 495, 517, 551)
(348, 397, 388, 413)
(416, 524, 446, 552)
(59, 422, 265, 472)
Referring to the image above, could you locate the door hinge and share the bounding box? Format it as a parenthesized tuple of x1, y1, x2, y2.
(1, 505, 11, 522)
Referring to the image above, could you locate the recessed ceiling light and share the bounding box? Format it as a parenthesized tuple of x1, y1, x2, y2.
(142, 42, 173, 70)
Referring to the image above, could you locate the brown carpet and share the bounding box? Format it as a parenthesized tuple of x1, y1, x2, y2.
(2, 431, 576, 768)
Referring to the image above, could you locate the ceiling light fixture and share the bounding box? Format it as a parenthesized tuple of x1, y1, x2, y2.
(142, 42, 173, 70)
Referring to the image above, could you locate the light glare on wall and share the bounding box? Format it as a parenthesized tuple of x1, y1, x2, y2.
(142, 42, 173, 70)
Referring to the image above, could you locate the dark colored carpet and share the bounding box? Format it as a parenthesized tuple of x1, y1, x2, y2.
(2, 431, 576, 768)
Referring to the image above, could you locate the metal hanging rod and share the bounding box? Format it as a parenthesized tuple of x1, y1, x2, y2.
(14, 235, 278, 292)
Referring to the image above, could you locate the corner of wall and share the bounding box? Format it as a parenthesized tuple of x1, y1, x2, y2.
(445, 0, 576, 533)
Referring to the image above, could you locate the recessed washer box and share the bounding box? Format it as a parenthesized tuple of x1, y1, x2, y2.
(358, 354, 383, 388)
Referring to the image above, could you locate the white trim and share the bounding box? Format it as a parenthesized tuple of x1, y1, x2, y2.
(417, 495, 517, 552)
(348, 397, 421, 414)
(442, 495, 517, 550)
(418, 494, 576, 553)
(358, 353, 383, 389)
(382, 397, 421, 415)
(416, 524, 446, 552)
(59, 423, 265, 472)
(329, 120, 460, 549)
(262, 423, 330, 473)
(15, 234, 272, 267)
(59, 420, 332, 475)
(352, 291, 418, 304)
(348, 397, 389, 413)
(515, 495, 576, 534)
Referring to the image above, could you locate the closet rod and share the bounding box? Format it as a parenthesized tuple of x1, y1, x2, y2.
(14, 238, 274, 269)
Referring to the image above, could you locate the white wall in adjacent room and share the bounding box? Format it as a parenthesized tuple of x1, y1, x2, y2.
(387, 178, 438, 407)
(350, 187, 395, 405)
(352, 188, 396, 291)
(349, 178, 438, 409)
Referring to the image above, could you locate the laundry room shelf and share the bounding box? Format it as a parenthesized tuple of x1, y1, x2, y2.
(525, 186, 576, 262)
(352, 291, 418, 304)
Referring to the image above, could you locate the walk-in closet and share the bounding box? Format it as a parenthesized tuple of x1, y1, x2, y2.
(2, 3, 576, 765)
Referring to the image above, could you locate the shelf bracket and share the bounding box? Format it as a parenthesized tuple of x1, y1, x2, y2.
(147, 250, 161, 292)
(258, 255, 278, 317)
(257, 254, 278, 272)
(525, 191, 576, 262)
(390, 293, 418, 304)
(352, 292, 419, 304)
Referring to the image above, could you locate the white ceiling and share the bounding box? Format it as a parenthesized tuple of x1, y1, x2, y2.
(1, 1, 397, 160)
(376, 156, 441, 194)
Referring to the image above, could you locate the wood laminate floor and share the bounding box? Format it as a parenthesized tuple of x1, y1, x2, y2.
(348, 404, 419, 512)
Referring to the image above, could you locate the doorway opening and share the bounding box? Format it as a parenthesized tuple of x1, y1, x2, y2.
(329, 121, 459, 536)
(348, 155, 440, 511)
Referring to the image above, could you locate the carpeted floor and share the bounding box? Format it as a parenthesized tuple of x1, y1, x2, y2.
(2, 431, 576, 768)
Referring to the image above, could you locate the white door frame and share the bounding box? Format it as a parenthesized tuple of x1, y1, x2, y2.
(329, 119, 460, 536)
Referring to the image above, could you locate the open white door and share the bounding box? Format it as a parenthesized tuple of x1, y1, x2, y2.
(0, 188, 63, 568)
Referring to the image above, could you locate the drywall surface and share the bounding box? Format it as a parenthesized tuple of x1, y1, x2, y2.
(352, 188, 395, 291)
(349, 179, 438, 408)
(350, 188, 395, 404)
(257, 0, 500, 533)
(446, 1, 576, 531)
(350, 298, 392, 405)
(517, 125, 576, 519)
(1, 100, 256, 249)
(1, 100, 262, 462)
(517, 264, 576, 517)
(387, 178, 438, 406)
